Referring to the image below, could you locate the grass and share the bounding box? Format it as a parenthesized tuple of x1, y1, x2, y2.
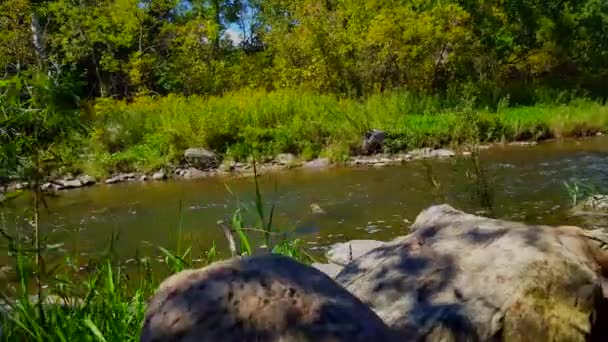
(0, 166, 312, 341)
(66, 90, 608, 177)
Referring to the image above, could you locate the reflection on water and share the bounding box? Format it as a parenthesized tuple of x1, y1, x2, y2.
(3, 137, 608, 261)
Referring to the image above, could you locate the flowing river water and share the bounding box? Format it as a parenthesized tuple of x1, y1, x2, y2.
(2, 137, 608, 266)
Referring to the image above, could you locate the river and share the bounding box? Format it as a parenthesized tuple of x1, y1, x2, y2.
(2, 137, 608, 264)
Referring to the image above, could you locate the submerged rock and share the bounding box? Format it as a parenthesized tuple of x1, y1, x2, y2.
(310, 203, 326, 215)
(141, 254, 395, 342)
(336, 204, 608, 341)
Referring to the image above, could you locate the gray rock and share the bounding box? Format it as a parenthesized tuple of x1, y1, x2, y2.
(311, 262, 343, 278)
(105, 176, 122, 184)
(275, 153, 298, 166)
(55, 179, 83, 189)
(508, 141, 538, 146)
(429, 148, 455, 158)
(15, 182, 28, 190)
(571, 195, 608, 228)
(139, 175, 149, 182)
(121, 173, 137, 180)
(409, 147, 433, 158)
(574, 194, 608, 213)
(326, 240, 387, 266)
(41, 182, 54, 191)
(152, 171, 167, 181)
(302, 158, 331, 169)
(409, 148, 455, 159)
(141, 254, 395, 342)
(351, 155, 395, 166)
(184, 148, 219, 170)
(78, 175, 96, 186)
(181, 167, 207, 180)
(361, 129, 386, 155)
(336, 204, 608, 341)
(218, 161, 235, 172)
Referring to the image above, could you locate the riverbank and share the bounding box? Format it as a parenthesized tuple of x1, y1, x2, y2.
(0, 140, 546, 193)
(2, 90, 608, 195)
(3, 91, 607, 193)
(68, 91, 608, 178)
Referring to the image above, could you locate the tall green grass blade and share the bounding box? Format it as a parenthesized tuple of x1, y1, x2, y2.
(84, 318, 108, 342)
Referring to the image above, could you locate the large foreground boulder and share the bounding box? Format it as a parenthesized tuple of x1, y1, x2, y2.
(141, 254, 395, 342)
(336, 204, 608, 341)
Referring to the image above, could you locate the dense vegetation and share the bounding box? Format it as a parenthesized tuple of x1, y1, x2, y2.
(2, 0, 608, 177)
(1, 1, 607, 339)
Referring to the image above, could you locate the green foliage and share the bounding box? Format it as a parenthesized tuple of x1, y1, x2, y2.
(0, 70, 83, 187)
(1, 0, 608, 176)
(79, 91, 608, 173)
(2, 0, 607, 100)
(563, 180, 601, 207)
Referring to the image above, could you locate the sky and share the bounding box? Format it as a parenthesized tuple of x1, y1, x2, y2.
(225, 25, 244, 45)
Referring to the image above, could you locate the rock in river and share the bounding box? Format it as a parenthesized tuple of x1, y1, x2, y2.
(152, 170, 167, 181)
(310, 203, 326, 215)
(302, 158, 331, 169)
(275, 153, 298, 166)
(336, 204, 608, 341)
(54, 178, 83, 189)
(78, 175, 96, 186)
(141, 254, 395, 342)
(181, 167, 207, 180)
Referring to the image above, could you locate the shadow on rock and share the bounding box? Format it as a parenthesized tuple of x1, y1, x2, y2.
(336, 204, 608, 341)
(141, 254, 397, 342)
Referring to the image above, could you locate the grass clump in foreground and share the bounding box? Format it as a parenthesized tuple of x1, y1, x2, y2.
(80, 90, 608, 177)
(0, 165, 312, 341)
